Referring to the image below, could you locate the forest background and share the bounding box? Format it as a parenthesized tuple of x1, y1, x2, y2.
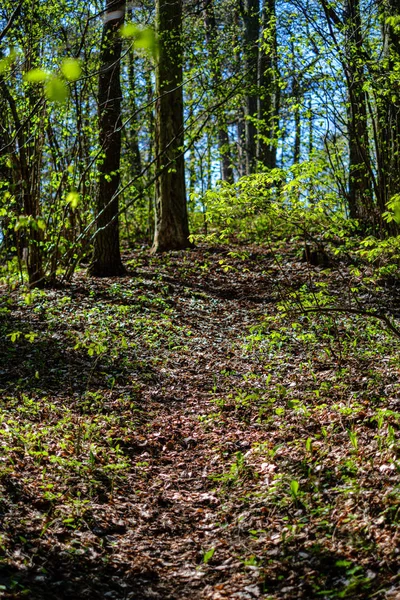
(2, 0, 400, 282)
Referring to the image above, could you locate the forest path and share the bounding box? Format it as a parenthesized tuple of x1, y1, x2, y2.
(1, 244, 399, 600)
(114, 247, 273, 599)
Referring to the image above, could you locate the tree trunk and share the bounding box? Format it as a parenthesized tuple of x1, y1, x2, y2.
(88, 0, 125, 276)
(152, 0, 191, 253)
(0, 76, 44, 287)
(293, 75, 301, 164)
(376, 0, 400, 224)
(257, 0, 279, 169)
(242, 0, 260, 174)
(127, 8, 142, 180)
(204, 0, 233, 183)
(344, 0, 374, 225)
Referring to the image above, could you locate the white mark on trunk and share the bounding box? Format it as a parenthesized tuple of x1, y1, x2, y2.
(103, 9, 125, 23)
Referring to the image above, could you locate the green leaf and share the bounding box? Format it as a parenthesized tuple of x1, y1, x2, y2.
(8, 331, 21, 342)
(120, 23, 139, 38)
(290, 479, 299, 498)
(45, 77, 68, 103)
(120, 24, 158, 58)
(135, 28, 157, 54)
(336, 559, 353, 568)
(61, 58, 82, 81)
(24, 68, 50, 82)
(66, 192, 80, 209)
(25, 332, 38, 343)
(203, 547, 215, 564)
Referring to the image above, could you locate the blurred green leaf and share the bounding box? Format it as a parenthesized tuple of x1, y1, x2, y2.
(120, 22, 139, 38)
(24, 68, 50, 82)
(120, 23, 158, 58)
(61, 58, 82, 81)
(45, 77, 68, 103)
(66, 192, 80, 209)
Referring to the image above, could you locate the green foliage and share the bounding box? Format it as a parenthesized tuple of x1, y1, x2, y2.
(192, 159, 348, 246)
(120, 24, 158, 58)
(0, 48, 18, 74)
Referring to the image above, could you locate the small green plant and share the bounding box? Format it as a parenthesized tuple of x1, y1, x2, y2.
(243, 555, 259, 567)
(290, 479, 300, 500)
(203, 547, 215, 564)
(209, 451, 252, 487)
(348, 429, 358, 453)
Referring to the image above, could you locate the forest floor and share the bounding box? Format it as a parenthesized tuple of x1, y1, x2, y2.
(1, 242, 400, 599)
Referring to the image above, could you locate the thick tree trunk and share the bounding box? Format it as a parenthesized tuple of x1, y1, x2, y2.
(257, 0, 279, 169)
(204, 0, 233, 183)
(152, 0, 191, 253)
(243, 0, 260, 174)
(89, 0, 125, 276)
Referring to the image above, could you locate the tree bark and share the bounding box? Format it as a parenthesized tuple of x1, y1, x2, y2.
(152, 0, 191, 253)
(0, 76, 44, 287)
(257, 0, 279, 169)
(344, 0, 374, 225)
(293, 75, 301, 164)
(204, 0, 233, 183)
(233, 8, 247, 178)
(242, 0, 260, 174)
(127, 7, 142, 180)
(88, 0, 125, 276)
(376, 0, 400, 223)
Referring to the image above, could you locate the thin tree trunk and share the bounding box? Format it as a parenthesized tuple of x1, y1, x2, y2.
(233, 8, 247, 178)
(204, 0, 233, 183)
(0, 76, 44, 287)
(308, 96, 313, 158)
(293, 75, 301, 164)
(89, 0, 125, 276)
(144, 66, 155, 241)
(127, 8, 142, 180)
(237, 111, 247, 178)
(242, 0, 260, 174)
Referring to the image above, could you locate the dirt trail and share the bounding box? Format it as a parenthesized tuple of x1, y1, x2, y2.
(108, 253, 271, 600)
(125, 299, 266, 599)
